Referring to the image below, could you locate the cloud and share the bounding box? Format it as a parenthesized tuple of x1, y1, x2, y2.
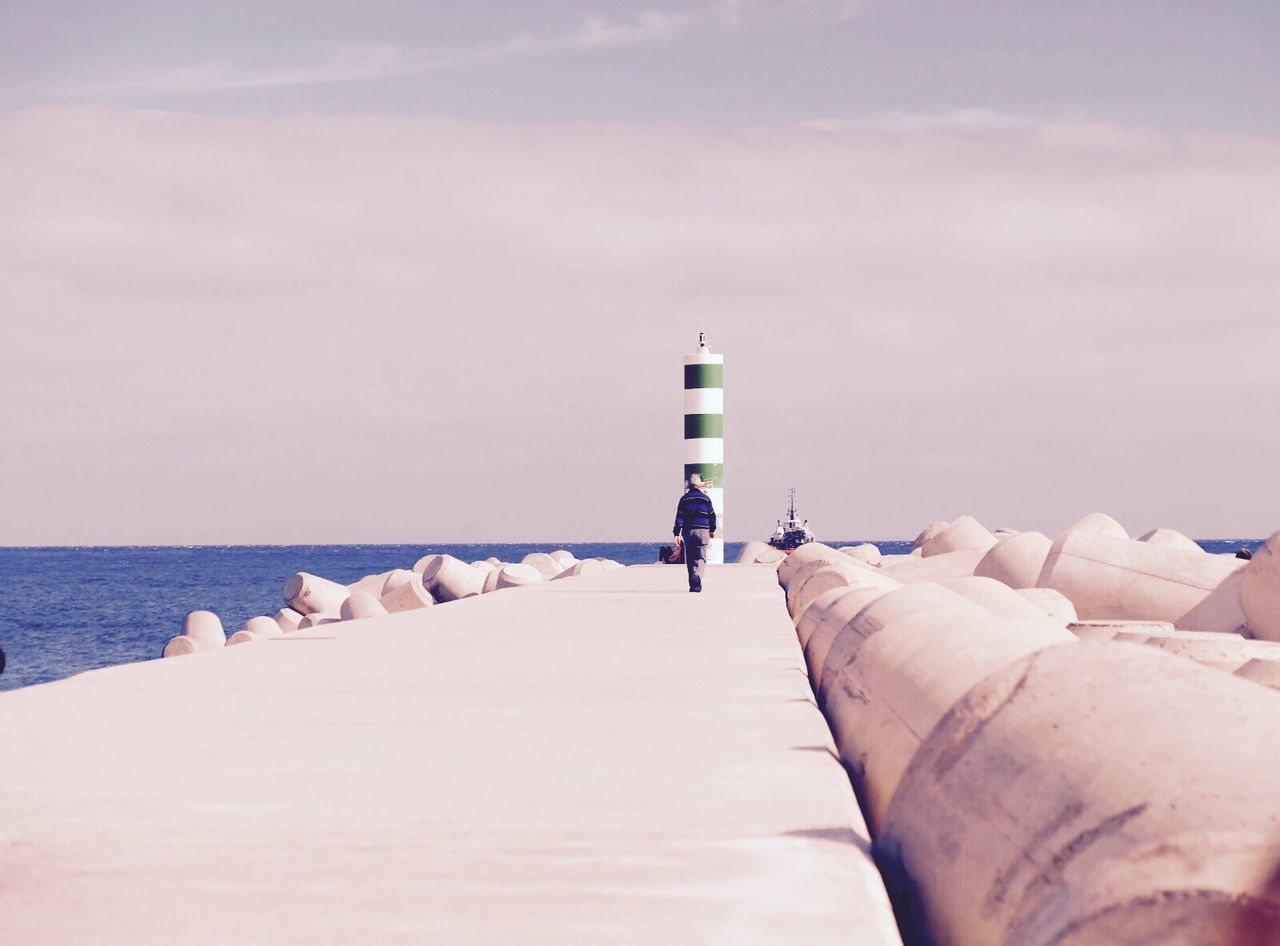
(66, 1, 867, 97)
(568, 9, 693, 50)
(3, 105, 1278, 542)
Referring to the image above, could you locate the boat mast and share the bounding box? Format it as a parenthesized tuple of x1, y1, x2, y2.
(787, 488, 797, 525)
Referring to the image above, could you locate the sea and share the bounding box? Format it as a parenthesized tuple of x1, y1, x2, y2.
(0, 539, 1263, 693)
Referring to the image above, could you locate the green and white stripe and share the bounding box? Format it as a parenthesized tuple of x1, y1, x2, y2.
(683, 338, 724, 564)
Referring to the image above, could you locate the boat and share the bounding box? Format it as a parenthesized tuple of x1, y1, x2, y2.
(768, 489, 815, 551)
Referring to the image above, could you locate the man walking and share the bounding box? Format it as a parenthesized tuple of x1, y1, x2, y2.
(673, 473, 717, 593)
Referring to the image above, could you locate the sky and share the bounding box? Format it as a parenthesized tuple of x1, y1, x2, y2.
(2, 0, 1279, 544)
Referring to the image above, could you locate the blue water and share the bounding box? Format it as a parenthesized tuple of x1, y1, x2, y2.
(0, 539, 1262, 692)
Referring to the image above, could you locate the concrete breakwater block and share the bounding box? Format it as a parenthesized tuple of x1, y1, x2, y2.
(974, 531, 1052, 589)
(497, 563, 543, 589)
(347, 570, 395, 597)
(736, 540, 771, 564)
(548, 550, 576, 568)
(521, 552, 562, 578)
(1037, 532, 1240, 622)
(1068, 620, 1174, 641)
(340, 591, 389, 621)
(551, 559, 606, 580)
(284, 572, 350, 616)
(823, 610, 1073, 833)
(183, 611, 227, 649)
(910, 521, 949, 552)
(786, 556, 899, 619)
(481, 567, 504, 594)
(1242, 530, 1280, 643)
(274, 608, 304, 633)
(1015, 588, 1077, 625)
(840, 543, 883, 566)
(878, 548, 986, 584)
(1177, 568, 1249, 635)
(795, 584, 884, 649)
(1138, 527, 1203, 553)
(1143, 634, 1280, 672)
(226, 629, 259, 646)
(379, 578, 434, 613)
(920, 516, 997, 558)
(1058, 510, 1129, 541)
(165, 610, 227, 653)
(1236, 658, 1280, 692)
(470, 560, 496, 574)
(162, 636, 198, 657)
(422, 554, 484, 602)
(296, 613, 340, 629)
(944, 576, 1059, 625)
(877, 643, 1280, 946)
(243, 615, 283, 640)
(803, 587, 900, 685)
(778, 542, 843, 586)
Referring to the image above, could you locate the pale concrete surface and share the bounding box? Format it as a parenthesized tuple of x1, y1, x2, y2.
(0, 565, 902, 946)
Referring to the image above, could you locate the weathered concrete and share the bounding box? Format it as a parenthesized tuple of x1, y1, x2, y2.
(919, 515, 996, 558)
(1057, 511, 1128, 541)
(824, 610, 1072, 833)
(878, 548, 986, 584)
(1015, 588, 1078, 625)
(1038, 532, 1240, 621)
(339, 591, 388, 621)
(1068, 620, 1174, 642)
(1242, 530, 1280, 643)
(0, 565, 903, 946)
(377, 578, 434, 613)
(284, 572, 350, 616)
(974, 531, 1052, 589)
(878, 643, 1280, 946)
(1138, 527, 1203, 553)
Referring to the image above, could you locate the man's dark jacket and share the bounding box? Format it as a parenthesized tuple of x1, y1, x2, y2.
(674, 488, 717, 536)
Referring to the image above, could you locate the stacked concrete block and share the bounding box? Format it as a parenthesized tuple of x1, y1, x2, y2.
(422, 555, 485, 603)
(825, 608, 1073, 832)
(284, 572, 350, 616)
(162, 611, 227, 657)
(1037, 531, 1241, 622)
(974, 531, 1052, 589)
(878, 548, 987, 584)
(481, 568, 504, 594)
(910, 521, 949, 552)
(340, 591, 389, 621)
(548, 550, 576, 569)
(296, 613, 340, 629)
(778, 512, 1280, 946)
(522, 552, 562, 579)
(919, 516, 997, 558)
(1058, 511, 1129, 540)
(840, 543, 883, 566)
(1236, 658, 1280, 692)
(274, 608, 304, 633)
(1067, 620, 1174, 642)
(1137, 527, 1203, 552)
(379, 578, 435, 613)
(1015, 588, 1077, 625)
(876, 643, 1280, 946)
(497, 564, 543, 589)
(1242, 531, 1280, 643)
(551, 559, 606, 580)
(1176, 568, 1249, 635)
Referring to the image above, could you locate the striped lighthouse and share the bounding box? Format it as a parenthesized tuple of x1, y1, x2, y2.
(683, 333, 724, 564)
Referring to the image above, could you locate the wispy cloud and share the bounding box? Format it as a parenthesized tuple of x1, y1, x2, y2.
(568, 9, 693, 50)
(67, 1, 866, 97)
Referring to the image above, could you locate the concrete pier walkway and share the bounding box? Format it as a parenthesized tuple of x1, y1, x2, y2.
(0, 565, 901, 945)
